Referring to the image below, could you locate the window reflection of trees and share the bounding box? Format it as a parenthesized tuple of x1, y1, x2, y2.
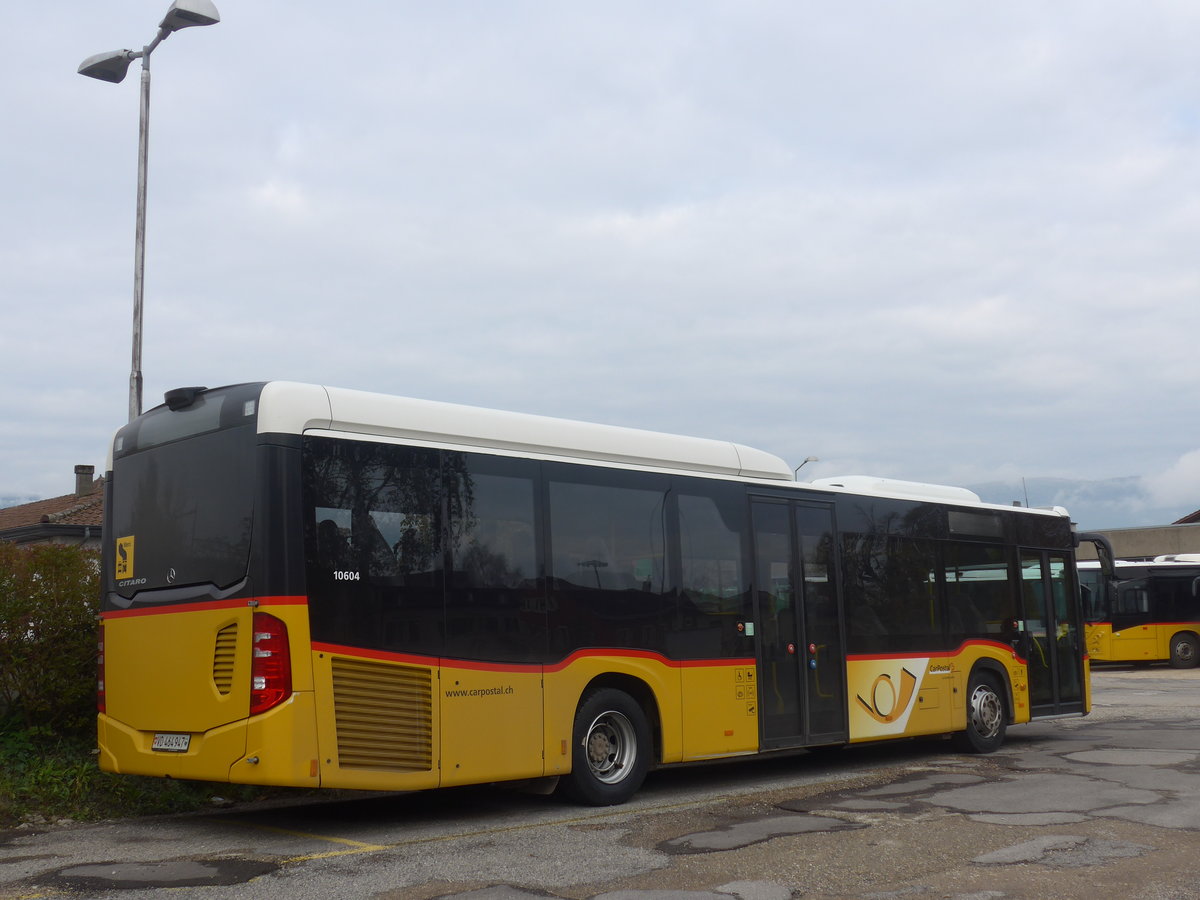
(839, 502, 943, 654)
(115, 429, 254, 595)
(305, 440, 464, 579)
(303, 440, 548, 661)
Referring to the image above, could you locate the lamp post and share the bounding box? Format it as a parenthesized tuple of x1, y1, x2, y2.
(78, 0, 220, 422)
(793, 456, 819, 478)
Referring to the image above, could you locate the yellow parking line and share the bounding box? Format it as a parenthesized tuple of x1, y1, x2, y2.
(219, 794, 714, 863)
(220, 821, 389, 861)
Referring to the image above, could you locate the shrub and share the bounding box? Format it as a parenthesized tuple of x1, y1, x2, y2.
(0, 542, 99, 737)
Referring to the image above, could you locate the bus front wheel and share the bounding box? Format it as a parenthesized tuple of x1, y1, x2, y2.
(953, 671, 1007, 754)
(560, 688, 651, 806)
(1169, 634, 1199, 669)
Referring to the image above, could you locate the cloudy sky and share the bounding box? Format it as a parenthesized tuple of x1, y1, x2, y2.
(2, 2, 1198, 529)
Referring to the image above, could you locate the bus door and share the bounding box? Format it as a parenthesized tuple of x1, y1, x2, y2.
(751, 499, 848, 748)
(1109, 578, 1156, 661)
(1020, 550, 1085, 715)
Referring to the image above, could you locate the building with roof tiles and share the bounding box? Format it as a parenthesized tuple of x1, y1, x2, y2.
(1074, 509, 1200, 561)
(0, 465, 104, 548)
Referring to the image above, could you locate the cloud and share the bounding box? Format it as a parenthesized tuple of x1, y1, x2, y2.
(1143, 450, 1200, 513)
(249, 178, 312, 221)
(3, 0, 1200, 522)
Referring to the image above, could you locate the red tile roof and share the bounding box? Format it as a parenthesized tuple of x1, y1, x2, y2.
(0, 478, 105, 531)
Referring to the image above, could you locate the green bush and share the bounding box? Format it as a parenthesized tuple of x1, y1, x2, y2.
(0, 542, 99, 736)
(0, 543, 311, 828)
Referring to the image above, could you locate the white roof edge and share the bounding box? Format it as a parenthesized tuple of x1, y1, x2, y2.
(256, 382, 332, 434)
(1081, 556, 1200, 568)
(256, 381, 795, 481)
(809, 475, 1073, 516)
(811, 475, 983, 505)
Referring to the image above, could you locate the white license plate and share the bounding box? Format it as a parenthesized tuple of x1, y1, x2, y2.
(151, 732, 191, 752)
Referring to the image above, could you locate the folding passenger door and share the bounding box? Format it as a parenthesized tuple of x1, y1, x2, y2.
(751, 498, 848, 748)
(1021, 550, 1085, 716)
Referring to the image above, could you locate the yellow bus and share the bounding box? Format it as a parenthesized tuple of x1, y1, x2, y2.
(98, 382, 1111, 804)
(1080, 556, 1200, 668)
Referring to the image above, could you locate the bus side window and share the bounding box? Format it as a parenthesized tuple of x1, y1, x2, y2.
(545, 467, 672, 655)
(1117, 582, 1149, 616)
(943, 542, 1015, 645)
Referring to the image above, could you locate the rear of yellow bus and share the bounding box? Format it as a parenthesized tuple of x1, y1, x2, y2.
(97, 383, 321, 788)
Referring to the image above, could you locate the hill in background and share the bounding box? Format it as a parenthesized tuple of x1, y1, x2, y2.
(969, 476, 1191, 531)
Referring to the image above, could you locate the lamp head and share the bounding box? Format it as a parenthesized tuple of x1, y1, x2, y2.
(78, 50, 136, 83)
(159, 0, 220, 32)
(793, 455, 820, 477)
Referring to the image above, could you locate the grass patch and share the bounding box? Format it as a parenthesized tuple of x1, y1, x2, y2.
(0, 726, 295, 830)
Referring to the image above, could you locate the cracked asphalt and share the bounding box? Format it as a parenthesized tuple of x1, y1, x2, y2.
(3, 667, 1199, 900)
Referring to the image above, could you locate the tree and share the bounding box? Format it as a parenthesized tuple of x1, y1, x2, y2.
(0, 543, 99, 735)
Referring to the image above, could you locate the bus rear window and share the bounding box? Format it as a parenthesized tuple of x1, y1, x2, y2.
(105, 386, 264, 606)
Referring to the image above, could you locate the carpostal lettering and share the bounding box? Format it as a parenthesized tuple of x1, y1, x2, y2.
(445, 685, 515, 698)
(928, 663, 952, 674)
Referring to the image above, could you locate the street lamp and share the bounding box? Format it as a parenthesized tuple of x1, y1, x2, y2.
(78, 0, 220, 422)
(793, 456, 819, 478)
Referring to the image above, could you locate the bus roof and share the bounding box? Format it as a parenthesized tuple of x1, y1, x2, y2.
(133, 381, 1067, 519)
(257, 381, 796, 481)
(1078, 557, 1200, 570)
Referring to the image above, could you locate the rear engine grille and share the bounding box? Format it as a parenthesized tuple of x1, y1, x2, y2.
(331, 657, 433, 771)
(212, 623, 238, 695)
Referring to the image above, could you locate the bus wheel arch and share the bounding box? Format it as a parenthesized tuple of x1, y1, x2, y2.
(1169, 632, 1199, 669)
(559, 676, 658, 806)
(953, 665, 1008, 754)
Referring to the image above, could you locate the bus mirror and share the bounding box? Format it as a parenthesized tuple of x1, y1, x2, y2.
(1076, 532, 1115, 578)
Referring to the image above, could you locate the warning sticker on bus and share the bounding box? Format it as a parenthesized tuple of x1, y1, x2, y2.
(115, 535, 135, 580)
(151, 732, 191, 753)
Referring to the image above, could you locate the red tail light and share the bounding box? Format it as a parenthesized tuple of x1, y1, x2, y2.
(97, 619, 106, 714)
(250, 612, 292, 716)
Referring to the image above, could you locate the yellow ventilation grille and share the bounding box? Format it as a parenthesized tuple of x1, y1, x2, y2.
(331, 656, 433, 771)
(212, 623, 238, 695)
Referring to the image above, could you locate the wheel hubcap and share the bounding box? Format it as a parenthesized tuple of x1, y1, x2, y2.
(583, 711, 636, 784)
(968, 685, 1003, 738)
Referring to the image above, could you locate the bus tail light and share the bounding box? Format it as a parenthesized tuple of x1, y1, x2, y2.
(250, 612, 292, 716)
(97, 619, 106, 714)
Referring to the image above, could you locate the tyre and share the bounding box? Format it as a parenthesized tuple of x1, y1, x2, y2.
(1169, 633, 1199, 669)
(559, 688, 651, 806)
(953, 671, 1007, 754)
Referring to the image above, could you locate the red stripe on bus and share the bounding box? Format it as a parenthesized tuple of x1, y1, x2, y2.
(312, 642, 441, 667)
(102, 595, 307, 619)
(847, 639, 1016, 662)
(310, 641, 753, 673)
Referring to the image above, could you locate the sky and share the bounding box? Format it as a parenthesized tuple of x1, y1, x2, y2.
(2, 2, 1198, 530)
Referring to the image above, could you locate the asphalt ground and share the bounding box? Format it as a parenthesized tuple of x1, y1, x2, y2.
(3, 666, 1199, 900)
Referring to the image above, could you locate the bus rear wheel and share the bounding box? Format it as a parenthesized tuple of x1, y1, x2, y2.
(560, 688, 651, 806)
(953, 671, 1006, 754)
(1169, 633, 1199, 669)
